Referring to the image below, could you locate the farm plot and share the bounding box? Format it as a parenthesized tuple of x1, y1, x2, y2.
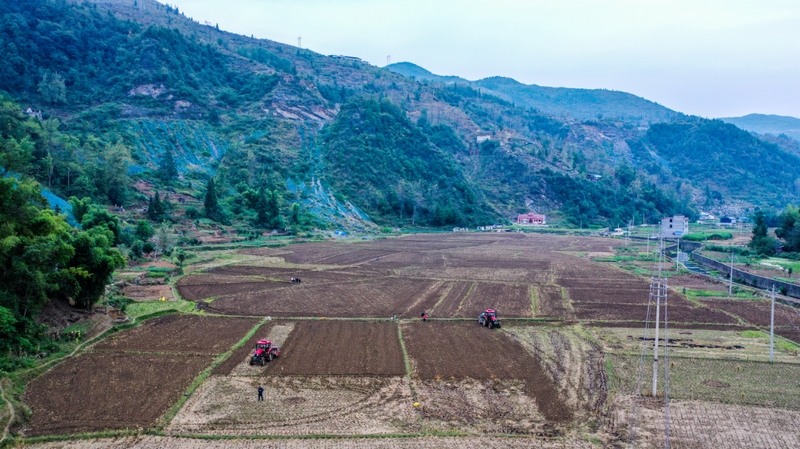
(504, 325, 607, 416)
(312, 250, 399, 265)
(210, 277, 437, 318)
(613, 397, 800, 449)
(396, 266, 549, 283)
(415, 378, 545, 435)
(402, 322, 571, 422)
(177, 279, 282, 302)
(211, 321, 275, 376)
(571, 303, 738, 324)
(607, 353, 800, 410)
(703, 298, 800, 328)
(264, 321, 405, 376)
(590, 327, 798, 362)
(93, 314, 259, 354)
(429, 281, 473, 317)
(454, 282, 533, 318)
(167, 376, 416, 436)
(533, 285, 573, 318)
(23, 352, 212, 436)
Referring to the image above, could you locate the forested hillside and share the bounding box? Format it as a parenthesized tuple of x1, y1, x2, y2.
(1, 0, 798, 235)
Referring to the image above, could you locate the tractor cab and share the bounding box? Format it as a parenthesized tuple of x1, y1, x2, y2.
(478, 309, 501, 329)
(254, 340, 271, 355)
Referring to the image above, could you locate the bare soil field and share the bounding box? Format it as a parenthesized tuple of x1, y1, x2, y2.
(669, 274, 729, 292)
(572, 303, 739, 324)
(415, 378, 545, 435)
(402, 322, 571, 422)
(312, 249, 399, 265)
(167, 376, 416, 436)
(23, 352, 212, 436)
(211, 321, 274, 376)
(24, 435, 599, 448)
(264, 321, 405, 376)
(453, 282, 532, 318)
(176, 280, 281, 301)
(703, 298, 800, 328)
(93, 314, 259, 354)
(429, 281, 473, 317)
(122, 283, 174, 301)
(533, 285, 573, 318)
(210, 277, 438, 318)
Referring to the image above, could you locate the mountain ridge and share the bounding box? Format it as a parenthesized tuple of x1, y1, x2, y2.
(386, 61, 680, 125)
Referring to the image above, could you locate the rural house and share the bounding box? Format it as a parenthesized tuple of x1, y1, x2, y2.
(660, 215, 689, 238)
(517, 213, 546, 225)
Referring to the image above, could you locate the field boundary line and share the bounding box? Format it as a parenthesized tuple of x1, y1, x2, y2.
(157, 317, 269, 430)
(395, 323, 418, 400)
(530, 285, 536, 316)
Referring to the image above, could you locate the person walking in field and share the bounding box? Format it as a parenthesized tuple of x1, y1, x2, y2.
(421, 312, 428, 323)
(258, 386, 264, 401)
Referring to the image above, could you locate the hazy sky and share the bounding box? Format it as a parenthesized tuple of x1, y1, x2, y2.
(167, 0, 800, 118)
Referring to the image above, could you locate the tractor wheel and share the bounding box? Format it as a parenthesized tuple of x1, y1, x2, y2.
(260, 357, 265, 367)
(249, 360, 254, 366)
(267, 353, 274, 362)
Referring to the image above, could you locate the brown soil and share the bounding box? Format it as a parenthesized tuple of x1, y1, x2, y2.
(402, 322, 572, 422)
(23, 352, 212, 436)
(454, 282, 532, 318)
(669, 274, 728, 292)
(703, 298, 800, 328)
(572, 303, 739, 324)
(93, 314, 259, 354)
(211, 277, 437, 318)
(211, 321, 275, 376)
(264, 321, 405, 376)
(534, 285, 573, 319)
(430, 281, 474, 317)
(123, 284, 173, 301)
(176, 280, 281, 301)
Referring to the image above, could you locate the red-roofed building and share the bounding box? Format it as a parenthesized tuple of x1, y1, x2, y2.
(517, 213, 546, 225)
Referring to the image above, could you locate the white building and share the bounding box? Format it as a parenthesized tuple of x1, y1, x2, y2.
(661, 215, 689, 238)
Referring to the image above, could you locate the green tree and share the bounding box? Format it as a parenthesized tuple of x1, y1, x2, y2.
(68, 196, 92, 223)
(0, 177, 74, 344)
(135, 220, 155, 241)
(60, 226, 125, 309)
(203, 178, 224, 222)
(157, 146, 179, 183)
(103, 141, 131, 205)
(38, 71, 67, 104)
(81, 205, 122, 245)
(749, 211, 778, 256)
(776, 204, 800, 253)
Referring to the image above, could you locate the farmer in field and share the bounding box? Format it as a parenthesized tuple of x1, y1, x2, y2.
(421, 311, 428, 323)
(258, 386, 264, 401)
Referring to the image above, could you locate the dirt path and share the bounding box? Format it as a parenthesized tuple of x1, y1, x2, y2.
(0, 378, 14, 443)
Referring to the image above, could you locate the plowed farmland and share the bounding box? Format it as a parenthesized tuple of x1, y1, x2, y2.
(24, 352, 212, 436)
(22, 232, 800, 446)
(93, 314, 259, 354)
(265, 321, 405, 375)
(402, 322, 572, 421)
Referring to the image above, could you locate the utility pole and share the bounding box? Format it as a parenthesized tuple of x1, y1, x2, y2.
(728, 253, 734, 297)
(297, 36, 301, 48)
(770, 285, 776, 363)
(652, 238, 667, 397)
(387, 55, 391, 66)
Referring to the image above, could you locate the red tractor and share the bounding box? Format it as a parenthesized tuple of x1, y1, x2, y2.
(250, 339, 280, 366)
(478, 309, 501, 329)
